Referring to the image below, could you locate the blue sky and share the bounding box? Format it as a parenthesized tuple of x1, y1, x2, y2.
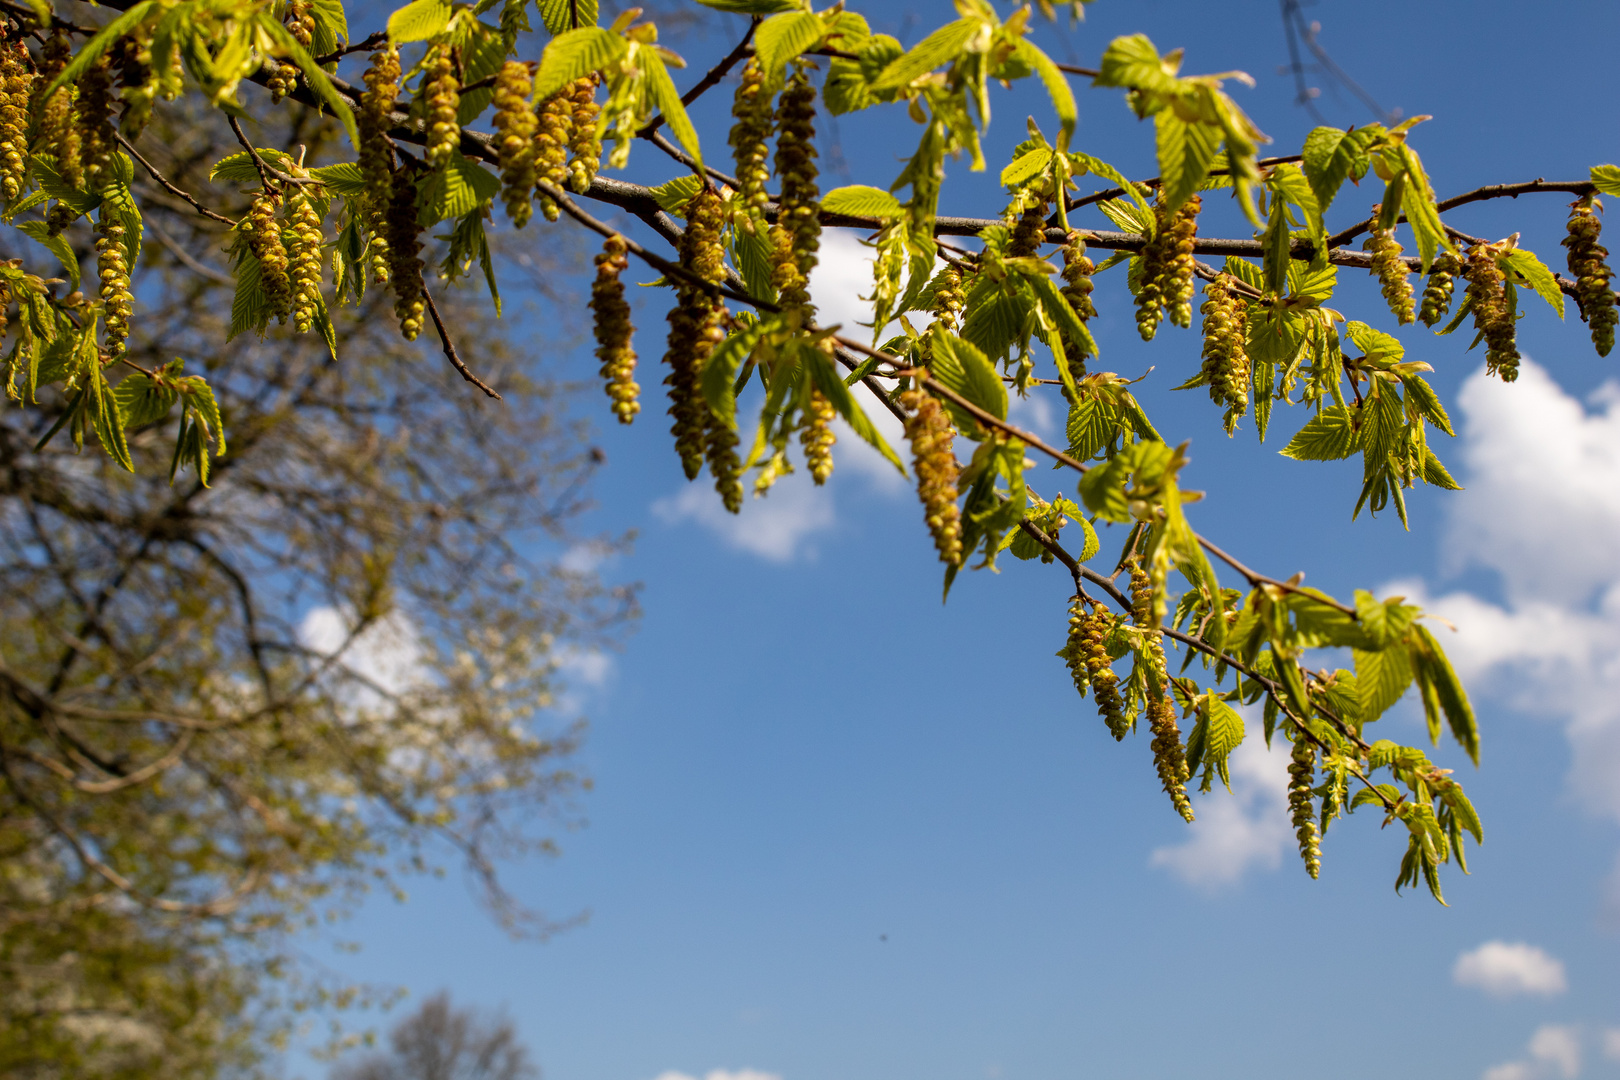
(299, 2, 1620, 1078)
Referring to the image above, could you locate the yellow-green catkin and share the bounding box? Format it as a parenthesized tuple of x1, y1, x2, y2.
(269, 0, 313, 103)
(1563, 197, 1617, 357)
(1059, 231, 1096, 373)
(663, 187, 726, 480)
(566, 75, 599, 194)
(385, 170, 425, 340)
(359, 47, 400, 283)
(899, 383, 962, 565)
(1199, 274, 1251, 432)
(78, 52, 115, 192)
(533, 87, 573, 222)
(1288, 734, 1321, 878)
(288, 194, 323, 333)
(1006, 197, 1048, 259)
(728, 60, 771, 231)
(769, 68, 820, 320)
(591, 234, 638, 424)
(1068, 601, 1126, 739)
(38, 31, 80, 192)
(706, 377, 744, 512)
(931, 266, 965, 333)
(96, 208, 132, 354)
(1129, 558, 1194, 822)
(492, 62, 537, 228)
(1363, 211, 1415, 324)
(423, 43, 460, 170)
(800, 380, 837, 485)
(1136, 195, 1200, 340)
(1463, 240, 1519, 381)
(0, 41, 32, 203)
(266, 61, 299, 104)
(248, 192, 291, 323)
(113, 29, 156, 138)
(1419, 252, 1459, 327)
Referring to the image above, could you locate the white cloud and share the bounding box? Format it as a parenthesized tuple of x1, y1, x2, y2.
(1483, 1025, 1584, 1080)
(1384, 360, 1620, 907)
(1149, 731, 1293, 888)
(652, 467, 835, 562)
(1602, 1028, 1620, 1061)
(654, 1070, 781, 1080)
(299, 604, 427, 701)
(1453, 941, 1568, 998)
(810, 228, 880, 338)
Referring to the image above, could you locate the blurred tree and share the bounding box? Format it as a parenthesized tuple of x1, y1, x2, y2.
(0, 100, 633, 1079)
(330, 993, 539, 1080)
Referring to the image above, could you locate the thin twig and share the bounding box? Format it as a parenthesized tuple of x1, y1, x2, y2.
(117, 133, 238, 226)
(423, 287, 502, 400)
(312, 30, 387, 66)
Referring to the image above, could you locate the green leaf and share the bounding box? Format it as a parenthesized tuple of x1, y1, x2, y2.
(959, 287, 1028, 363)
(1301, 125, 1372, 213)
(535, 27, 624, 100)
(229, 252, 271, 341)
(1155, 110, 1221, 213)
(1000, 148, 1053, 190)
(731, 228, 777, 304)
(1222, 256, 1264, 292)
(822, 185, 904, 220)
(1022, 267, 1098, 361)
(702, 315, 771, 426)
(1501, 248, 1564, 318)
(640, 50, 702, 172)
(1186, 692, 1245, 791)
(1399, 372, 1454, 436)
(1590, 164, 1620, 198)
(1072, 152, 1151, 217)
(535, 0, 598, 32)
(808, 349, 905, 473)
(209, 148, 297, 185)
(310, 162, 368, 199)
(870, 18, 978, 91)
(1344, 320, 1403, 362)
(930, 332, 1006, 425)
(387, 0, 452, 41)
(1073, 514, 1100, 562)
(16, 221, 80, 292)
(1011, 39, 1076, 148)
(90, 367, 134, 473)
(648, 175, 704, 215)
(1409, 624, 1477, 762)
(1093, 34, 1180, 95)
(420, 152, 499, 223)
(754, 10, 825, 82)
(113, 373, 178, 429)
(310, 0, 350, 58)
(180, 378, 226, 457)
(40, 2, 155, 103)
(1065, 396, 1116, 462)
(1076, 451, 1130, 523)
(1280, 405, 1359, 461)
(1393, 142, 1447, 273)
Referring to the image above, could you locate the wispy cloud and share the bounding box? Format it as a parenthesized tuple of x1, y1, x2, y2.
(1483, 1024, 1583, 1080)
(652, 467, 836, 563)
(654, 1069, 782, 1080)
(1453, 941, 1568, 998)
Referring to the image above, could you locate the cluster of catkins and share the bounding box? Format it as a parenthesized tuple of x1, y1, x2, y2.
(1563, 197, 1617, 357)
(1065, 599, 1127, 740)
(1363, 209, 1415, 324)
(1135, 195, 1200, 340)
(358, 43, 426, 340)
(1288, 734, 1321, 878)
(591, 234, 638, 424)
(1199, 274, 1250, 431)
(243, 186, 327, 334)
(491, 66, 599, 224)
(1419, 252, 1459, 327)
(899, 382, 963, 565)
(931, 265, 965, 332)
(1058, 231, 1095, 373)
(1462, 240, 1520, 381)
(0, 41, 33, 202)
(661, 188, 742, 510)
(1127, 558, 1194, 822)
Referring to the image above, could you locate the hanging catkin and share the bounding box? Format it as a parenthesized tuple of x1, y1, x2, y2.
(359, 47, 401, 284)
(533, 87, 573, 222)
(492, 62, 538, 228)
(247, 192, 291, 324)
(728, 60, 772, 230)
(1128, 558, 1193, 822)
(1364, 208, 1415, 324)
(423, 44, 460, 169)
(663, 188, 727, 480)
(1463, 240, 1519, 381)
(1289, 734, 1322, 878)
(768, 68, 820, 320)
(385, 170, 425, 341)
(899, 382, 963, 565)
(1199, 274, 1251, 432)
(0, 41, 32, 203)
(590, 234, 638, 424)
(1564, 197, 1617, 357)
(1418, 252, 1459, 327)
(566, 76, 600, 194)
